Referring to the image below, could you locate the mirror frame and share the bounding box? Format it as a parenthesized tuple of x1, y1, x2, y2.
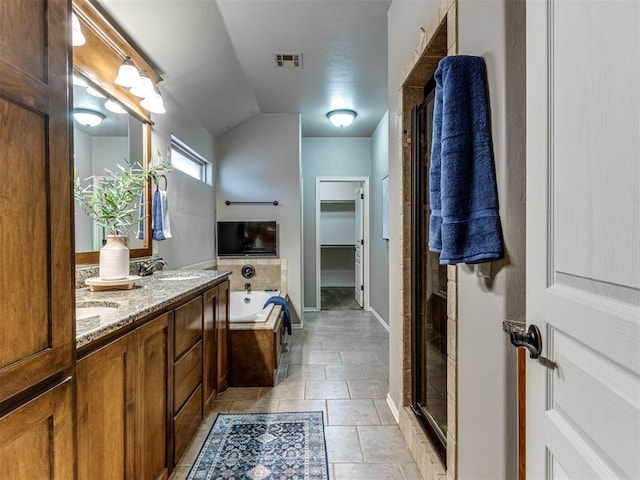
(72, 0, 163, 264)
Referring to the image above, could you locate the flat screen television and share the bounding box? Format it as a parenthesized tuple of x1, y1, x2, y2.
(217, 221, 278, 257)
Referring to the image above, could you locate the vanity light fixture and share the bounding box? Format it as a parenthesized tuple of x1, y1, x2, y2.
(140, 86, 166, 114)
(86, 86, 106, 98)
(72, 74, 88, 87)
(327, 109, 357, 128)
(114, 56, 140, 88)
(104, 99, 127, 114)
(73, 109, 105, 127)
(129, 70, 154, 98)
(71, 12, 86, 47)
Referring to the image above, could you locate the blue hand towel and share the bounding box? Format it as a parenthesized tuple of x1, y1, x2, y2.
(151, 190, 172, 241)
(428, 55, 504, 264)
(263, 296, 291, 335)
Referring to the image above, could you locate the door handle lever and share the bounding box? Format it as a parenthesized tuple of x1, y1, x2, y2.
(510, 325, 542, 359)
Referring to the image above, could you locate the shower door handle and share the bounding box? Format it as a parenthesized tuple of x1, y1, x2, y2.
(510, 325, 542, 359)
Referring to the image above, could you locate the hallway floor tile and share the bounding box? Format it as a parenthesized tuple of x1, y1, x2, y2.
(169, 310, 421, 480)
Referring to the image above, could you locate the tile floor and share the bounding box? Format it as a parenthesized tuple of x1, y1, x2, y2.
(169, 310, 422, 480)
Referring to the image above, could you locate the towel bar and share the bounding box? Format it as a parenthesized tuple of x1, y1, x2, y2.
(224, 200, 278, 206)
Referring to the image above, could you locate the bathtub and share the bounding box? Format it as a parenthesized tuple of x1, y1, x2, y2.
(229, 290, 281, 323)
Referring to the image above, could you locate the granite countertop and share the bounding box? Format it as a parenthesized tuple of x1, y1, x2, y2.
(76, 270, 230, 349)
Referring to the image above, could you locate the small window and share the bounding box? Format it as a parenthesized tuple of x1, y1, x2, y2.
(170, 136, 210, 184)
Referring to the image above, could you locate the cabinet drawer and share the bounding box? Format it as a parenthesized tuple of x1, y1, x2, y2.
(174, 341, 202, 414)
(174, 385, 203, 463)
(174, 297, 203, 359)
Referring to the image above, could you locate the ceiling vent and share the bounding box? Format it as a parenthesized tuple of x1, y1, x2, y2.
(274, 53, 302, 69)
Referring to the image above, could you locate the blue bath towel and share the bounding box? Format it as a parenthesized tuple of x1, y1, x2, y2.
(428, 55, 504, 264)
(151, 189, 172, 241)
(264, 296, 291, 335)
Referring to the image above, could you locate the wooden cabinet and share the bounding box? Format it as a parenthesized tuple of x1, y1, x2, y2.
(203, 280, 229, 407)
(172, 296, 203, 463)
(0, 378, 74, 480)
(136, 313, 172, 480)
(0, 0, 74, 406)
(77, 332, 136, 480)
(216, 280, 230, 393)
(230, 312, 285, 387)
(77, 313, 172, 480)
(202, 286, 218, 407)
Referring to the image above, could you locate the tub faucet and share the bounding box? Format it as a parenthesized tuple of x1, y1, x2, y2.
(139, 258, 166, 276)
(244, 283, 252, 294)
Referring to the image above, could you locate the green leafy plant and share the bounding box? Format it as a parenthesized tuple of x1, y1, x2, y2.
(74, 152, 170, 236)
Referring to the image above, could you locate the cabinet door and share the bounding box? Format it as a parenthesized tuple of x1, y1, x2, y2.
(216, 280, 230, 392)
(77, 333, 136, 480)
(136, 313, 171, 480)
(203, 286, 218, 406)
(0, 377, 73, 480)
(0, 0, 73, 404)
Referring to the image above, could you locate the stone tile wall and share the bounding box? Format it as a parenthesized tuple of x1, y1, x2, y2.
(396, 1, 458, 479)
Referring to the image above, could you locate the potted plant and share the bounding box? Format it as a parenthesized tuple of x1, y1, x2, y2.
(74, 154, 170, 280)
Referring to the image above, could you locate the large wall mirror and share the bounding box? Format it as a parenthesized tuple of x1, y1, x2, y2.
(73, 0, 162, 264)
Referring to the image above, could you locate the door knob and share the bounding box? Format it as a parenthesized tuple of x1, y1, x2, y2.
(510, 325, 542, 359)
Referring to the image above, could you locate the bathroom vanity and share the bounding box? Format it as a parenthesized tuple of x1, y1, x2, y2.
(75, 270, 230, 479)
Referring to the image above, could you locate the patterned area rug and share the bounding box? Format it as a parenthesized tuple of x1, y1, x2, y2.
(186, 412, 329, 480)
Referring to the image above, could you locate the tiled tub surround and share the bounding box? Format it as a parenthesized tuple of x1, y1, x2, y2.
(217, 258, 287, 293)
(75, 270, 230, 349)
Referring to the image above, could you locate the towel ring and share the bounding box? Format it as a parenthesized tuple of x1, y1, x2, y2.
(155, 174, 167, 191)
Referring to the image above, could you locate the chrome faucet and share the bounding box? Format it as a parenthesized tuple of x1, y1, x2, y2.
(244, 283, 252, 294)
(139, 258, 166, 276)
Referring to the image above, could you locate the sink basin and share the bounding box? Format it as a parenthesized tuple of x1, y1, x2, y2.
(76, 301, 120, 321)
(155, 272, 202, 281)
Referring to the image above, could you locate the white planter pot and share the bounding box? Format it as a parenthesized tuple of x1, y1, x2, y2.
(99, 235, 130, 280)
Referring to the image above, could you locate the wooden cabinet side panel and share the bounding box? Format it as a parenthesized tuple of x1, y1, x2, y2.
(216, 280, 230, 392)
(0, 0, 73, 404)
(136, 313, 171, 480)
(0, 377, 74, 480)
(203, 287, 218, 406)
(77, 334, 136, 480)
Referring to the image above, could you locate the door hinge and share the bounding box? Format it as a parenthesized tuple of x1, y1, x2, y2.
(360, 285, 364, 291)
(360, 239, 364, 245)
(360, 193, 364, 199)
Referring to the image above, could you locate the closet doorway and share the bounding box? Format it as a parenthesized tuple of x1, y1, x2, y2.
(315, 177, 370, 311)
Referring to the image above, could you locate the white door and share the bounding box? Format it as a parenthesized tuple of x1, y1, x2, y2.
(527, 1, 640, 479)
(354, 186, 364, 307)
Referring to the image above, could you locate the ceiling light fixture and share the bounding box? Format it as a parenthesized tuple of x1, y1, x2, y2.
(115, 56, 140, 88)
(327, 109, 357, 128)
(140, 86, 166, 114)
(71, 12, 86, 47)
(130, 70, 154, 98)
(105, 99, 127, 114)
(73, 109, 105, 127)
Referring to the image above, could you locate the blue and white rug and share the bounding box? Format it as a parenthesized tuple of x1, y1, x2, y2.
(186, 411, 329, 480)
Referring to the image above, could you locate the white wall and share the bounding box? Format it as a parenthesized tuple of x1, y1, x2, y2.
(151, 89, 217, 269)
(216, 113, 303, 317)
(387, 1, 526, 478)
(370, 112, 390, 325)
(455, 0, 525, 478)
(301, 137, 371, 309)
(74, 129, 93, 252)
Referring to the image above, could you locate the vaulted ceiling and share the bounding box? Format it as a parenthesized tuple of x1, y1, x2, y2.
(97, 0, 390, 138)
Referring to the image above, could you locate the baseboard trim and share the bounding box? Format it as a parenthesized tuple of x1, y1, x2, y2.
(369, 307, 389, 332)
(303, 307, 318, 312)
(386, 393, 400, 423)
